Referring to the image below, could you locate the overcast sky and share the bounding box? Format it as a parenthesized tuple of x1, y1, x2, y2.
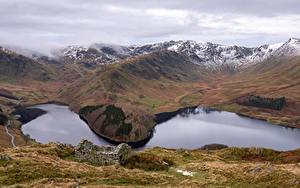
(0, 0, 299, 54)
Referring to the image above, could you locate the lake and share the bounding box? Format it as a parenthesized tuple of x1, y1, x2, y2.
(22, 104, 111, 146)
(22, 104, 300, 151)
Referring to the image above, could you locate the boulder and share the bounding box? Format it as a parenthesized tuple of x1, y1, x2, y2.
(75, 140, 132, 165)
(0, 154, 11, 161)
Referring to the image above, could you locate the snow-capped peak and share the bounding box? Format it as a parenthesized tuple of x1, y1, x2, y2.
(271, 37, 300, 57)
(62, 45, 88, 59)
(53, 38, 300, 69)
(268, 42, 285, 51)
(288, 37, 300, 44)
(0, 46, 12, 54)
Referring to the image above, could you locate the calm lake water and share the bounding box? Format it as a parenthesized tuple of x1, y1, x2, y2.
(22, 104, 111, 146)
(22, 104, 300, 151)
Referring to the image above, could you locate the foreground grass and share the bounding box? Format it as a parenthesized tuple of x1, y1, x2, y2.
(0, 144, 299, 187)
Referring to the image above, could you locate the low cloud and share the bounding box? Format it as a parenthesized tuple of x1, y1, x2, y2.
(0, 0, 299, 54)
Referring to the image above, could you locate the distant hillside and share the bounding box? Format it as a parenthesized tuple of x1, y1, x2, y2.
(60, 50, 211, 111)
(201, 56, 300, 127)
(239, 56, 300, 100)
(53, 38, 300, 72)
(107, 50, 208, 82)
(0, 47, 55, 82)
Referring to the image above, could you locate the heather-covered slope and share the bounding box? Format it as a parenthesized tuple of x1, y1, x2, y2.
(0, 143, 299, 187)
(79, 104, 155, 143)
(201, 56, 300, 127)
(60, 50, 211, 112)
(60, 49, 300, 127)
(0, 47, 56, 82)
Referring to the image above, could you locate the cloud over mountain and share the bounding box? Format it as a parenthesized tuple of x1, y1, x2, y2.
(0, 0, 299, 54)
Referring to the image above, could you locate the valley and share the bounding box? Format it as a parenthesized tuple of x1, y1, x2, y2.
(0, 38, 300, 147)
(2, 0, 300, 186)
(0, 37, 299, 187)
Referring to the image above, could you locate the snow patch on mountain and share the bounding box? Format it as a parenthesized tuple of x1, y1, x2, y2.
(0, 46, 13, 54)
(61, 46, 88, 60)
(272, 38, 300, 57)
(54, 38, 300, 69)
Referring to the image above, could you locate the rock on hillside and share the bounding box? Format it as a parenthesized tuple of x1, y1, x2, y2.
(75, 139, 132, 165)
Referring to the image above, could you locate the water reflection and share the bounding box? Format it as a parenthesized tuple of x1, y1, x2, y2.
(22, 104, 300, 151)
(22, 104, 111, 146)
(147, 107, 300, 151)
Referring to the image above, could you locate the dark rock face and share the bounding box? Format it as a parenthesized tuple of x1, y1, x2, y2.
(200, 144, 228, 150)
(75, 140, 132, 165)
(12, 107, 46, 124)
(0, 48, 54, 81)
(0, 113, 8, 125)
(79, 104, 155, 144)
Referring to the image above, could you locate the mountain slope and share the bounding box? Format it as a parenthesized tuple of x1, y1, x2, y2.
(271, 38, 300, 57)
(60, 50, 211, 112)
(200, 55, 300, 127)
(0, 47, 55, 82)
(54, 38, 300, 71)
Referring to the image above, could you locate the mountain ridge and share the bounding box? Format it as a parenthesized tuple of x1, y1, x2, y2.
(51, 38, 300, 71)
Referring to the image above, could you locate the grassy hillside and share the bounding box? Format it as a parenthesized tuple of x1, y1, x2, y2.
(0, 49, 95, 147)
(0, 49, 56, 82)
(0, 143, 299, 187)
(60, 51, 212, 112)
(60, 52, 300, 127)
(200, 56, 300, 127)
(79, 104, 155, 143)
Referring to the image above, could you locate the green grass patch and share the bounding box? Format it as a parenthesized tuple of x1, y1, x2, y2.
(220, 147, 280, 162)
(0, 160, 78, 185)
(138, 96, 168, 109)
(211, 103, 242, 113)
(123, 153, 174, 171)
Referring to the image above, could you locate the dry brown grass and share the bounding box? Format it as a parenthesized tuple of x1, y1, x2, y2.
(0, 144, 299, 187)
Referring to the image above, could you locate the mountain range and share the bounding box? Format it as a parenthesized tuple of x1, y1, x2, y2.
(0, 37, 300, 187)
(53, 38, 300, 71)
(0, 37, 299, 129)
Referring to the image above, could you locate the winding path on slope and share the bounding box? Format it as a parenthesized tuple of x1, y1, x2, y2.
(4, 120, 16, 148)
(1, 96, 22, 148)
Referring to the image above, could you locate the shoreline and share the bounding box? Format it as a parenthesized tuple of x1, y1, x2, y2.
(13, 102, 300, 149)
(79, 114, 154, 148)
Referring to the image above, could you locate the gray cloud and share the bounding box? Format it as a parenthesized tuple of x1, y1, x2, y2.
(0, 0, 299, 54)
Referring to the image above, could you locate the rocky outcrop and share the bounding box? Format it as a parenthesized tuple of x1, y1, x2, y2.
(0, 154, 11, 161)
(75, 140, 132, 165)
(79, 104, 155, 145)
(0, 113, 8, 125)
